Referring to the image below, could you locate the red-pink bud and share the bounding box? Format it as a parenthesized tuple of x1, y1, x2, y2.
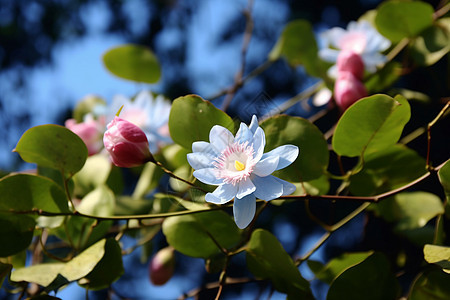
(149, 247, 175, 286)
(336, 50, 365, 80)
(103, 117, 152, 168)
(334, 71, 368, 111)
(65, 118, 103, 156)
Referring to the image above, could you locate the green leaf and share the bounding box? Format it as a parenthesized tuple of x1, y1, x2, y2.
(349, 144, 426, 196)
(169, 95, 235, 149)
(261, 115, 329, 182)
(375, 0, 434, 43)
(327, 252, 400, 300)
(424, 244, 450, 273)
(77, 185, 115, 217)
(0, 213, 35, 257)
(365, 61, 402, 93)
(78, 238, 124, 290)
(14, 125, 87, 176)
(102, 44, 161, 83)
(411, 19, 450, 66)
(0, 261, 12, 287)
(373, 192, 444, 231)
(162, 210, 241, 258)
(246, 229, 313, 298)
(332, 94, 410, 157)
(269, 19, 328, 77)
(0, 174, 70, 213)
(10, 263, 65, 287)
(409, 269, 450, 300)
(438, 159, 450, 202)
(309, 251, 373, 284)
(132, 162, 163, 199)
(73, 154, 112, 197)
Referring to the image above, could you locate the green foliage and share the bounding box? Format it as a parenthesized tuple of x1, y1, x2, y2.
(246, 229, 313, 298)
(409, 269, 450, 299)
(168, 95, 235, 149)
(423, 244, 450, 273)
(14, 125, 88, 176)
(375, 0, 434, 42)
(327, 252, 400, 300)
(72, 95, 106, 123)
(102, 44, 161, 83)
(332, 94, 410, 157)
(438, 159, 450, 201)
(0, 213, 35, 257)
(261, 115, 329, 182)
(162, 210, 241, 258)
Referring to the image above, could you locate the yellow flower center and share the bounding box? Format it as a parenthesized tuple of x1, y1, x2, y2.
(234, 160, 245, 171)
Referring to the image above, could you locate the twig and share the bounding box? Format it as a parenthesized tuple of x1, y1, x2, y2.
(426, 100, 450, 170)
(221, 0, 255, 112)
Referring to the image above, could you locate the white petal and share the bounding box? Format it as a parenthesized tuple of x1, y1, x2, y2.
(187, 152, 215, 170)
(261, 145, 299, 171)
(252, 175, 283, 201)
(236, 178, 256, 199)
(235, 123, 253, 144)
(209, 126, 234, 153)
(248, 115, 259, 134)
(253, 155, 279, 177)
(276, 177, 297, 196)
(319, 48, 339, 63)
(252, 127, 266, 161)
(205, 184, 237, 204)
(233, 194, 256, 229)
(193, 169, 223, 185)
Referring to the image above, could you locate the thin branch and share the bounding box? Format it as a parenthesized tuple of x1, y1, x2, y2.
(296, 232, 331, 264)
(426, 100, 450, 170)
(221, 0, 254, 112)
(433, 2, 450, 19)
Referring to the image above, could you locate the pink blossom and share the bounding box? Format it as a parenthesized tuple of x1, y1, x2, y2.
(334, 71, 368, 110)
(149, 247, 175, 286)
(103, 117, 153, 168)
(65, 117, 104, 156)
(336, 50, 365, 80)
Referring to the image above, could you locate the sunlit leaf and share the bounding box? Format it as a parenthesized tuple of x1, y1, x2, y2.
(132, 162, 163, 199)
(411, 19, 450, 66)
(162, 210, 241, 258)
(0, 213, 35, 257)
(332, 94, 410, 157)
(424, 244, 450, 273)
(327, 252, 400, 300)
(269, 19, 328, 77)
(308, 251, 373, 284)
(10, 263, 65, 287)
(168, 95, 235, 149)
(261, 115, 329, 182)
(14, 125, 87, 176)
(246, 229, 313, 298)
(409, 269, 450, 300)
(375, 0, 434, 42)
(103, 44, 161, 83)
(77, 185, 115, 217)
(73, 154, 112, 197)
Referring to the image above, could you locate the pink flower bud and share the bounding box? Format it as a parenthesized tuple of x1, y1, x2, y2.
(103, 117, 153, 168)
(65, 118, 103, 156)
(336, 50, 365, 80)
(149, 247, 175, 286)
(334, 71, 368, 111)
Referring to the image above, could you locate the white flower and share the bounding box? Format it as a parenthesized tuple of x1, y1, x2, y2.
(108, 90, 172, 153)
(319, 20, 391, 78)
(187, 115, 299, 229)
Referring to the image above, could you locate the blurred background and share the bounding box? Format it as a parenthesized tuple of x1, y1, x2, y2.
(0, 0, 448, 299)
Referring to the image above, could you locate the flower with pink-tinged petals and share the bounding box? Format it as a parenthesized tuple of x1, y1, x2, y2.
(336, 50, 365, 80)
(149, 247, 175, 286)
(319, 20, 391, 77)
(103, 117, 153, 168)
(334, 71, 368, 110)
(187, 115, 299, 229)
(65, 114, 105, 156)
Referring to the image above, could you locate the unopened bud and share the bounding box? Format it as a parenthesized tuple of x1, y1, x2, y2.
(334, 71, 368, 111)
(336, 50, 365, 80)
(149, 247, 175, 286)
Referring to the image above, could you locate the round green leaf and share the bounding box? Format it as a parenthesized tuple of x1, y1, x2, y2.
(438, 159, 450, 202)
(77, 185, 115, 217)
(269, 19, 328, 77)
(162, 210, 241, 258)
(102, 44, 161, 83)
(332, 94, 410, 157)
(73, 154, 112, 197)
(375, 0, 434, 42)
(168, 95, 235, 149)
(327, 252, 400, 300)
(261, 115, 329, 182)
(409, 269, 450, 300)
(0, 213, 35, 257)
(0, 174, 70, 213)
(14, 124, 88, 176)
(424, 244, 450, 273)
(410, 20, 450, 66)
(246, 229, 313, 298)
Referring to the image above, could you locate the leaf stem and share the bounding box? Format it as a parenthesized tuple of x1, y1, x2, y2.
(426, 100, 450, 170)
